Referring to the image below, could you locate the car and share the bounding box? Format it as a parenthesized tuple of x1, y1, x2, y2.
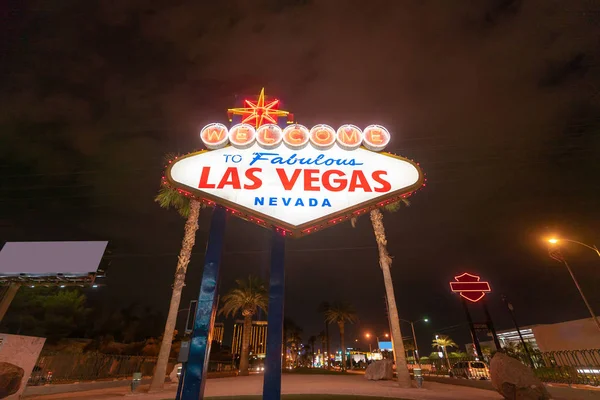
(449, 360, 490, 380)
(249, 360, 265, 373)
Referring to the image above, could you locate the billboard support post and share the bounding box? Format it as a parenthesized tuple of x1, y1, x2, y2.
(0, 283, 20, 322)
(263, 229, 286, 400)
(181, 206, 227, 400)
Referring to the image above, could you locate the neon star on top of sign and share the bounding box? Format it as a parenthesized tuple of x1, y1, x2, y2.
(228, 88, 290, 128)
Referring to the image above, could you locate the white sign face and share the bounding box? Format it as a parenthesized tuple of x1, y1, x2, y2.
(168, 140, 423, 235)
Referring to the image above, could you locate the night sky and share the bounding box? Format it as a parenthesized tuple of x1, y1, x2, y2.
(1, 0, 599, 353)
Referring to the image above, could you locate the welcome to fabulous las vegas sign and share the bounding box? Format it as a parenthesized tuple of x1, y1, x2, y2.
(165, 90, 424, 237)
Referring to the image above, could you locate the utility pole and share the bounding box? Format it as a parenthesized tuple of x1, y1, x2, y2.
(461, 298, 483, 359)
(501, 295, 535, 369)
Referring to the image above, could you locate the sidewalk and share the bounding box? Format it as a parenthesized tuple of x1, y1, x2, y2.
(25, 374, 503, 400)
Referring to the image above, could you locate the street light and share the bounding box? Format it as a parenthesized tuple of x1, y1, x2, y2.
(363, 333, 373, 352)
(547, 237, 600, 257)
(399, 318, 429, 366)
(547, 238, 600, 333)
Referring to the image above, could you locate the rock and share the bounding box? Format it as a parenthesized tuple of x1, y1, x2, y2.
(0, 362, 24, 399)
(169, 363, 182, 383)
(490, 352, 551, 400)
(365, 360, 393, 381)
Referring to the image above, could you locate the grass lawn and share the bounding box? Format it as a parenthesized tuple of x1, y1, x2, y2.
(164, 396, 408, 400)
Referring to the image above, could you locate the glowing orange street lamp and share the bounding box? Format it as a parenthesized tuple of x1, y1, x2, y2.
(547, 237, 600, 333)
(547, 237, 600, 257)
(363, 334, 373, 352)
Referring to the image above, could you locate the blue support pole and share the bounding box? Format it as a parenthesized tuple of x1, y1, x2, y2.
(262, 229, 286, 400)
(181, 206, 227, 400)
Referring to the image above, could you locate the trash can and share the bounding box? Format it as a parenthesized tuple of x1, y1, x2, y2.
(131, 372, 142, 392)
(413, 368, 423, 388)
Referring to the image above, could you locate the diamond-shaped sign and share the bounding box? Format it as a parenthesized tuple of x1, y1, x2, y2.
(167, 142, 423, 237)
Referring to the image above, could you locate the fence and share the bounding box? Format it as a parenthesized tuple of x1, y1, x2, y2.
(416, 349, 600, 386)
(535, 350, 600, 386)
(27, 352, 170, 385)
(28, 352, 236, 386)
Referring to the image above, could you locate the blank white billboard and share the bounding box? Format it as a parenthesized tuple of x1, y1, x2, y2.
(0, 241, 108, 276)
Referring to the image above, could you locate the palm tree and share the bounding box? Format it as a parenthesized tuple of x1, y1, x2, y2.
(324, 302, 358, 371)
(352, 200, 413, 387)
(318, 302, 331, 368)
(219, 275, 268, 376)
(286, 326, 303, 368)
(432, 335, 457, 369)
(403, 339, 416, 359)
(308, 335, 317, 367)
(150, 182, 203, 391)
(317, 330, 327, 367)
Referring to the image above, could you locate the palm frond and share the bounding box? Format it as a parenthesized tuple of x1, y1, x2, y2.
(383, 198, 410, 213)
(324, 301, 358, 324)
(350, 198, 410, 228)
(219, 275, 268, 318)
(432, 335, 457, 349)
(155, 185, 191, 218)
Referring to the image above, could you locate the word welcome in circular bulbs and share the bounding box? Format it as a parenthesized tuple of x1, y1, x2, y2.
(200, 123, 391, 152)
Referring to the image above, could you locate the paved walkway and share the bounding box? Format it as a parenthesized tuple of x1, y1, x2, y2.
(25, 374, 503, 400)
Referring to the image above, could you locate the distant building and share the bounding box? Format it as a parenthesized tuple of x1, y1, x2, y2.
(213, 322, 224, 344)
(231, 320, 268, 357)
(466, 317, 600, 354)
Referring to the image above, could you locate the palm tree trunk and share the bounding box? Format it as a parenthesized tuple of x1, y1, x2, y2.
(325, 322, 330, 369)
(239, 314, 253, 376)
(369, 208, 412, 388)
(338, 322, 346, 371)
(150, 200, 201, 391)
(443, 346, 451, 370)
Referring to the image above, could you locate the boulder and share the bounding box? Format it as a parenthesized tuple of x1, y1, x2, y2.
(490, 352, 551, 400)
(0, 362, 24, 399)
(169, 363, 182, 383)
(365, 359, 393, 381)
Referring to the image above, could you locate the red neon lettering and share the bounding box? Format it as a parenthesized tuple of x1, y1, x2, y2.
(205, 128, 226, 142)
(348, 170, 372, 192)
(260, 127, 278, 143)
(276, 168, 302, 190)
(244, 168, 262, 190)
(316, 129, 331, 142)
(366, 130, 383, 144)
(340, 128, 359, 145)
(286, 128, 304, 143)
(303, 169, 320, 191)
(198, 167, 216, 189)
(372, 170, 391, 192)
(322, 170, 347, 192)
(232, 127, 251, 144)
(217, 167, 241, 189)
